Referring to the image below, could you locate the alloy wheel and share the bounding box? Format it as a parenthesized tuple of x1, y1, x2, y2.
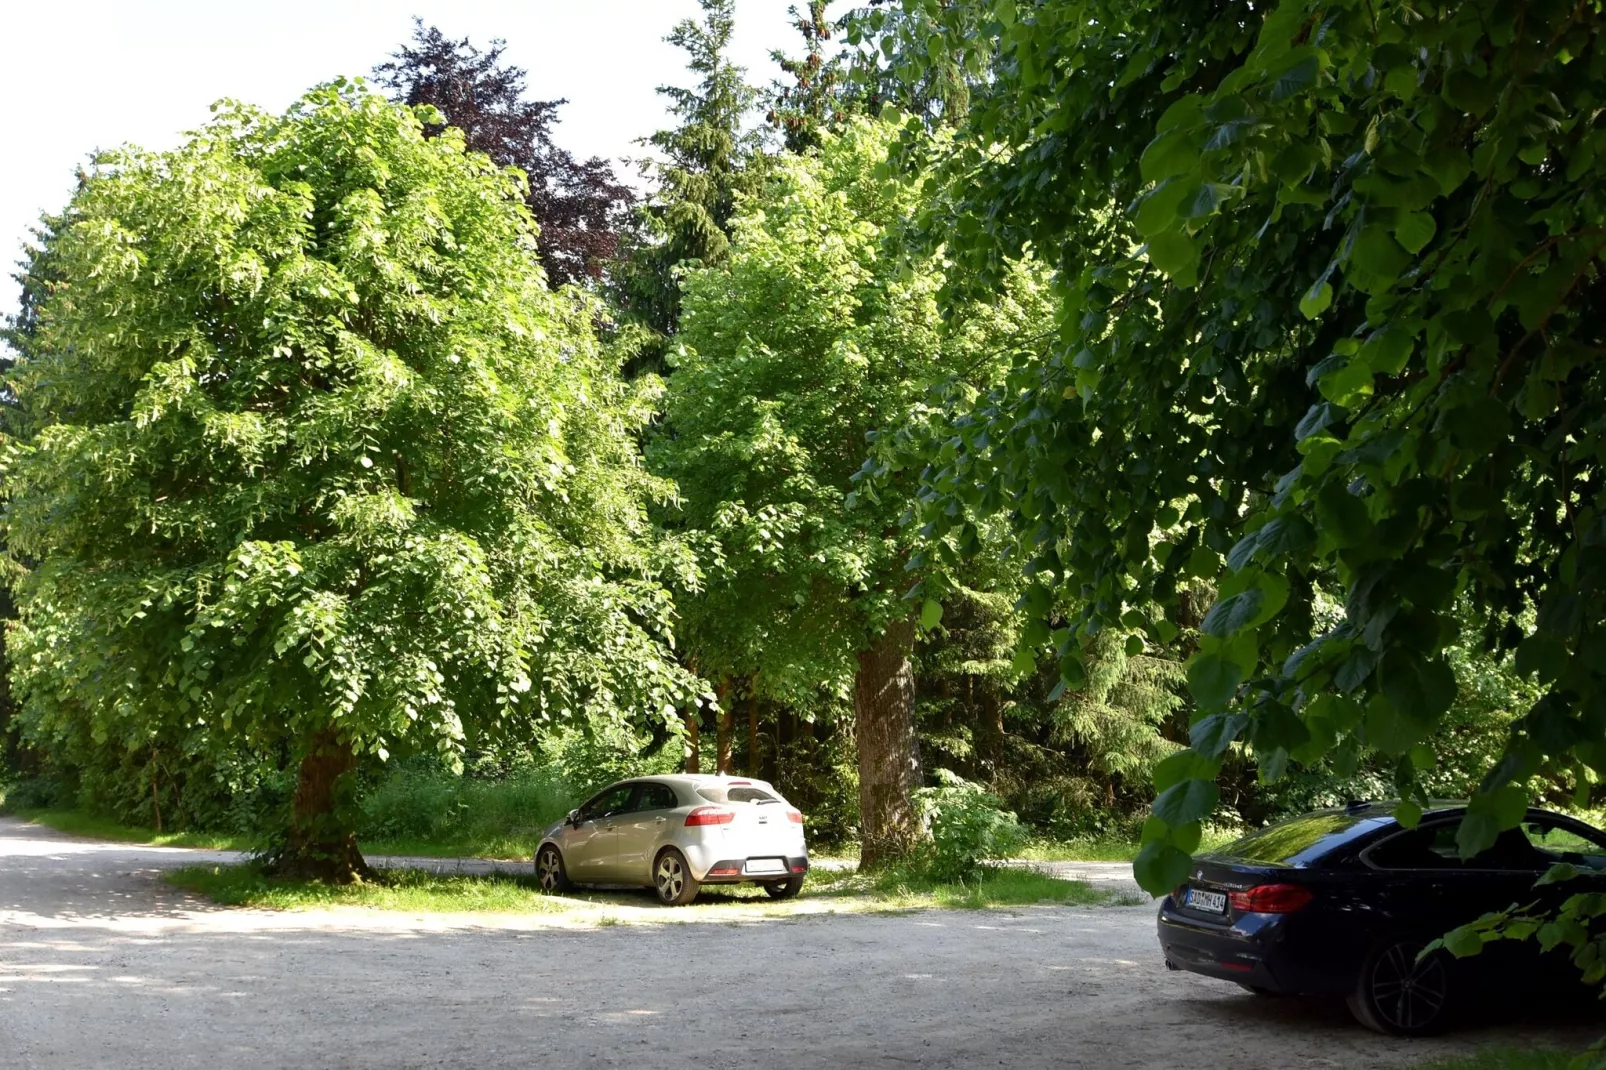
(537, 848, 563, 892)
(656, 854, 685, 901)
(1367, 941, 1449, 1032)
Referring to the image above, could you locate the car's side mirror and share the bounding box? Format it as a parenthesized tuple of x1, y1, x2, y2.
(566, 809, 581, 827)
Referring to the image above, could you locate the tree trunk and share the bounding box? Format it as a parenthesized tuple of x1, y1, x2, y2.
(716, 679, 733, 774)
(747, 692, 760, 776)
(855, 617, 922, 871)
(973, 676, 1006, 781)
(272, 727, 374, 883)
(684, 709, 701, 773)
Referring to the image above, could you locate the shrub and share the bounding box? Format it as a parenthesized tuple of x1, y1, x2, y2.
(915, 770, 1028, 882)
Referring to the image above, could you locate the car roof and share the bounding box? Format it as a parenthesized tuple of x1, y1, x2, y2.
(610, 774, 778, 790)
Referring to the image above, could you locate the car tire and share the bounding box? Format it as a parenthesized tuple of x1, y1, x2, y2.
(1347, 938, 1454, 1036)
(535, 844, 573, 894)
(654, 847, 700, 906)
(764, 875, 804, 900)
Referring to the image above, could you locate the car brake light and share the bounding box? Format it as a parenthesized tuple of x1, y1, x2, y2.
(787, 809, 804, 824)
(728, 780, 751, 785)
(1229, 884, 1313, 913)
(685, 806, 735, 826)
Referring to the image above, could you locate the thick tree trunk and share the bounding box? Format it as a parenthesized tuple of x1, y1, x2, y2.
(684, 709, 701, 773)
(716, 679, 733, 774)
(855, 617, 922, 871)
(272, 728, 374, 883)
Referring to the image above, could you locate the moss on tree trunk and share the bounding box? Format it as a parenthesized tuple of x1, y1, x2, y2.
(855, 617, 922, 871)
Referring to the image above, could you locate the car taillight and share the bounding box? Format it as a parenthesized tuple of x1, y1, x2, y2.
(685, 806, 735, 826)
(787, 809, 804, 824)
(1229, 884, 1313, 913)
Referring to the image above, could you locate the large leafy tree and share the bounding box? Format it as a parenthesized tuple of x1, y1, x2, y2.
(874, 0, 1606, 900)
(615, 0, 761, 369)
(374, 21, 636, 289)
(653, 118, 1047, 867)
(0, 83, 699, 880)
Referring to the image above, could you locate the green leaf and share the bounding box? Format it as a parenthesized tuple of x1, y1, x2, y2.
(1133, 840, 1191, 897)
(1317, 360, 1373, 407)
(919, 598, 944, 630)
(1190, 713, 1247, 757)
(1394, 211, 1437, 255)
(1269, 49, 1321, 102)
(1136, 180, 1194, 237)
(1139, 130, 1200, 184)
(1349, 225, 1411, 281)
(1154, 748, 1222, 792)
(1187, 653, 1243, 710)
(1153, 777, 1221, 825)
(1442, 924, 1486, 959)
(1315, 483, 1373, 548)
(1298, 279, 1333, 319)
(1147, 230, 1200, 282)
(1395, 799, 1422, 828)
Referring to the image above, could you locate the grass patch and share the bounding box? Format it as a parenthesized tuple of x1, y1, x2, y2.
(163, 858, 1118, 921)
(1411, 1048, 1575, 1070)
(804, 863, 1113, 909)
(1015, 827, 1239, 863)
(167, 863, 567, 914)
(7, 808, 257, 851)
(6, 806, 549, 861)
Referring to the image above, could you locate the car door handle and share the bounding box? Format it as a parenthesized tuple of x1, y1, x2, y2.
(656, 817, 667, 824)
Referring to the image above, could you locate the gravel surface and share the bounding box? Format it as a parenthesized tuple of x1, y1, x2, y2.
(0, 815, 1596, 1069)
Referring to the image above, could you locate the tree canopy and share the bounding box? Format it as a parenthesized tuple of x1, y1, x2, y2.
(653, 117, 1050, 865)
(869, 0, 1606, 893)
(0, 82, 699, 878)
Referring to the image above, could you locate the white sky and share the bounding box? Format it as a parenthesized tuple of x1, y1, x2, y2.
(0, 0, 849, 318)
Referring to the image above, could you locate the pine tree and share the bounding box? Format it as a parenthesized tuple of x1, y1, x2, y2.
(767, 2, 847, 153)
(615, 0, 760, 371)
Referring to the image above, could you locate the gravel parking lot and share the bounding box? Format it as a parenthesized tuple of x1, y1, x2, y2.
(0, 816, 1596, 1069)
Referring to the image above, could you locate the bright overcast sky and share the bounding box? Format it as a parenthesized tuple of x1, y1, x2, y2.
(0, 0, 850, 317)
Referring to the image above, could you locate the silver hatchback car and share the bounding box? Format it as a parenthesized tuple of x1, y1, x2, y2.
(534, 774, 810, 905)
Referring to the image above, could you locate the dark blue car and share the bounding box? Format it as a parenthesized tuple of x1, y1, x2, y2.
(1157, 801, 1606, 1035)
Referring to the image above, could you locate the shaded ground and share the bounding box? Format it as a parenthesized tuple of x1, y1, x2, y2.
(0, 816, 1597, 1069)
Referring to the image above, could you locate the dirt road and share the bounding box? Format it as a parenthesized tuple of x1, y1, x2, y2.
(0, 816, 1594, 1069)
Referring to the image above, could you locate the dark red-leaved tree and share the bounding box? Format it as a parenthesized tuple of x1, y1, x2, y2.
(375, 21, 635, 289)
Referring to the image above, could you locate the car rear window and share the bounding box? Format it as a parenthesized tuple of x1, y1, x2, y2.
(696, 785, 780, 804)
(1218, 811, 1381, 867)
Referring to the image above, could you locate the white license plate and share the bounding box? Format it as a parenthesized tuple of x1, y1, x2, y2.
(1186, 888, 1227, 914)
(744, 858, 786, 876)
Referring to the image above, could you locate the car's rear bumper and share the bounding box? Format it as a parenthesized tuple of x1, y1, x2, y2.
(698, 855, 810, 883)
(1156, 899, 1353, 996)
(1159, 910, 1283, 989)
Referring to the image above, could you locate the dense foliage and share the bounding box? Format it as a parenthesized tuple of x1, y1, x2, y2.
(0, 83, 699, 877)
(652, 117, 1051, 865)
(865, 0, 1606, 894)
(3, 3, 1595, 919)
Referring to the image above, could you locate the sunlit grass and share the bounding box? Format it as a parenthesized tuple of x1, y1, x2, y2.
(167, 864, 569, 913)
(804, 863, 1113, 909)
(6, 808, 257, 851)
(1014, 827, 1239, 863)
(164, 859, 1118, 920)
